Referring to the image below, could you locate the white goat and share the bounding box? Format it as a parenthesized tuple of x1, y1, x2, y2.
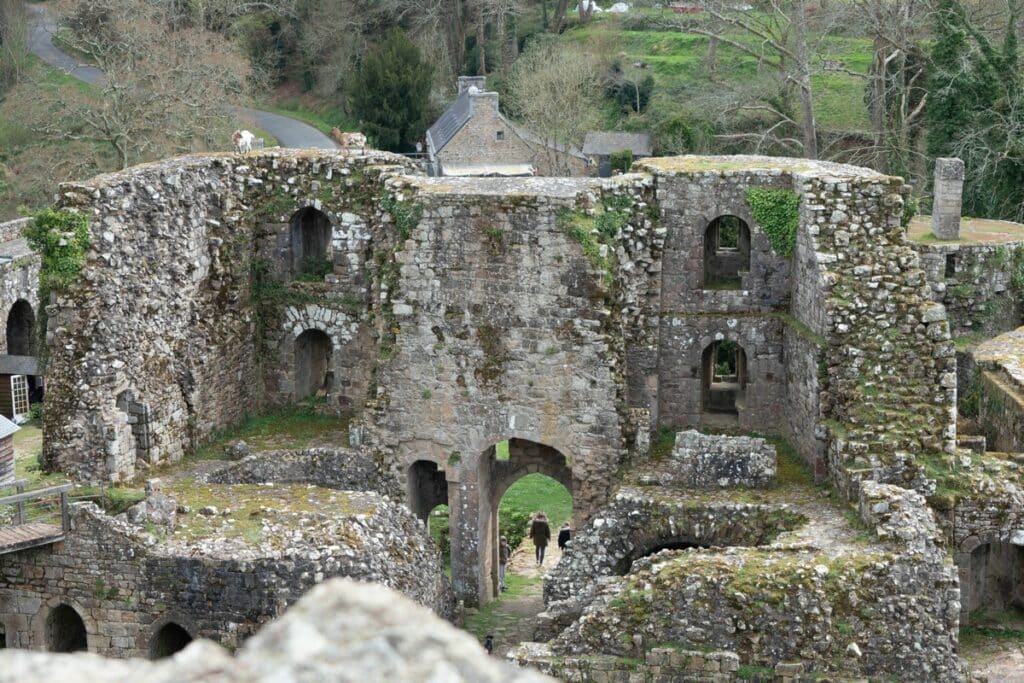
(232, 129, 255, 153)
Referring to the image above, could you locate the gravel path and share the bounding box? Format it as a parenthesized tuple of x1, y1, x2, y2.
(26, 4, 338, 150)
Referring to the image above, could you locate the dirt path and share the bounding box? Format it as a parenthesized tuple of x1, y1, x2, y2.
(466, 539, 565, 658)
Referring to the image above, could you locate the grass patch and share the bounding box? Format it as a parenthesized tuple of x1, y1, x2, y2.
(187, 405, 351, 461)
(499, 473, 573, 549)
(650, 427, 676, 460)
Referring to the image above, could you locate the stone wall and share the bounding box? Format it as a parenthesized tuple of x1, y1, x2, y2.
(915, 240, 1024, 340)
(510, 642, 740, 682)
(42, 150, 414, 483)
(0, 494, 450, 656)
(0, 579, 547, 683)
(206, 446, 400, 497)
(969, 328, 1024, 452)
(646, 430, 776, 488)
(0, 218, 41, 357)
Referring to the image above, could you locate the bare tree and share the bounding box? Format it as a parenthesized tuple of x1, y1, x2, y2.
(0, 0, 31, 90)
(655, 0, 849, 159)
(49, 0, 250, 168)
(506, 40, 601, 174)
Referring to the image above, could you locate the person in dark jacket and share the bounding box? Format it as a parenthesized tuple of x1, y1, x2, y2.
(498, 536, 511, 591)
(557, 522, 571, 550)
(529, 512, 551, 566)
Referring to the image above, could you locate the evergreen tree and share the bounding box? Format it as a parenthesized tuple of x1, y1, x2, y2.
(347, 29, 434, 153)
(925, 0, 973, 160)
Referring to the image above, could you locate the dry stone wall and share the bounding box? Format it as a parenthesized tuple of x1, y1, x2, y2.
(0, 217, 41, 356)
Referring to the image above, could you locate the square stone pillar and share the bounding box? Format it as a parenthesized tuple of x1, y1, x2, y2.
(932, 157, 965, 240)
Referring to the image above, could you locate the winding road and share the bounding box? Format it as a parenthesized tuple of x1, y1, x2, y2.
(27, 4, 338, 150)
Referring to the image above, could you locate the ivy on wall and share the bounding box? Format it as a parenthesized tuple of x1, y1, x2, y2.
(24, 208, 90, 302)
(380, 194, 423, 242)
(745, 188, 800, 257)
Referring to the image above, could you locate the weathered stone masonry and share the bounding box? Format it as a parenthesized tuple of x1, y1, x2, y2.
(39, 152, 956, 610)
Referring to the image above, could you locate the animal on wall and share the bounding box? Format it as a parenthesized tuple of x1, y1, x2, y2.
(330, 128, 367, 148)
(232, 130, 255, 154)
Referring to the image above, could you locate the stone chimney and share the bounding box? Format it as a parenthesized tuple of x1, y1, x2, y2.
(469, 91, 499, 115)
(457, 76, 487, 95)
(932, 157, 965, 240)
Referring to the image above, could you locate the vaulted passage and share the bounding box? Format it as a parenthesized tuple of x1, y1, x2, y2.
(290, 207, 332, 276)
(962, 542, 1024, 622)
(46, 604, 87, 653)
(702, 340, 747, 416)
(294, 329, 332, 399)
(703, 215, 750, 289)
(6, 299, 34, 356)
(616, 539, 708, 575)
(150, 622, 193, 659)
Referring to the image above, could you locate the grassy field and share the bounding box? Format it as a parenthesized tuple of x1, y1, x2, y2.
(561, 14, 873, 134)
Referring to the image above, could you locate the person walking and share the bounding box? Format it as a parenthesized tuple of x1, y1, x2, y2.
(498, 535, 511, 591)
(529, 512, 551, 566)
(558, 521, 572, 551)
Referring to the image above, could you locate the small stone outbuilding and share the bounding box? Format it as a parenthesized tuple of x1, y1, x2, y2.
(425, 76, 590, 177)
(582, 131, 652, 177)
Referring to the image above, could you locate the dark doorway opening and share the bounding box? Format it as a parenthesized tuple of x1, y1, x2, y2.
(294, 329, 332, 399)
(703, 216, 751, 290)
(963, 542, 1024, 623)
(289, 207, 332, 278)
(150, 622, 193, 659)
(6, 299, 34, 356)
(702, 340, 747, 415)
(46, 604, 87, 653)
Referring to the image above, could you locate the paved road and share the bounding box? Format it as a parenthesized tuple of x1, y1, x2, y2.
(26, 4, 338, 150)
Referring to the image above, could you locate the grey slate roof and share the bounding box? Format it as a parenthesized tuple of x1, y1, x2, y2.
(0, 415, 18, 440)
(583, 131, 653, 157)
(426, 93, 471, 154)
(0, 355, 39, 376)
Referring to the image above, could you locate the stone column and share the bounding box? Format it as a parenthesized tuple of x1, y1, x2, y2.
(932, 158, 965, 240)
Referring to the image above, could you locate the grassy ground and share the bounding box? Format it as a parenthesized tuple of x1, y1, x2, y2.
(500, 472, 573, 531)
(188, 406, 350, 460)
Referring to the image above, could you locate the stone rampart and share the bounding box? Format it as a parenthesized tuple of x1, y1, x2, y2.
(651, 430, 776, 489)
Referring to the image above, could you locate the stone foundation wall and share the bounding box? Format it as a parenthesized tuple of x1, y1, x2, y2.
(0, 497, 450, 656)
(0, 218, 41, 357)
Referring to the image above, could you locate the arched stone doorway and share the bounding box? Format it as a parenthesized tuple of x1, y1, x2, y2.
(6, 299, 34, 356)
(45, 604, 87, 652)
(150, 622, 193, 659)
(703, 215, 750, 289)
(289, 207, 332, 277)
(961, 540, 1024, 622)
(294, 329, 332, 399)
(478, 438, 574, 601)
(408, 460, 449, 522)
(701, 339, 747, 416)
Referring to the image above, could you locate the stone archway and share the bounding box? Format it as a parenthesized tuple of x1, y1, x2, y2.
(478, 438, 574, 601)
(294, 329, 332, 399)
(149, 621, 193, 659)
(45, 604, 87, 653)
(6, 299, 34, 356)
(408, 460, 449, 522)
(959, 537, 1024, 622)
(702, 215, 750, 289)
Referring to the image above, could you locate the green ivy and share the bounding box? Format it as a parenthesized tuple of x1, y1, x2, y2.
(380, 194, 423, 242)
(745, 187, 800, 257)
(901, 195, 918, 227)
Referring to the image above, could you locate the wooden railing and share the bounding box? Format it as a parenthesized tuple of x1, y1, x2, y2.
(0, 480, 73, 535)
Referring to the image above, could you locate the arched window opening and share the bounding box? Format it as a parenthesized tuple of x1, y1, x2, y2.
(962, 542, 1024, 624)
(289, 207, 332, 279)
(150, 622, 193, 659)
(294, 329, 332, 400)
(703, 216, 751, 290)
(46, 604, 87, 653)
(6, 300, 34, 356)
(702, 340, 747, 415)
